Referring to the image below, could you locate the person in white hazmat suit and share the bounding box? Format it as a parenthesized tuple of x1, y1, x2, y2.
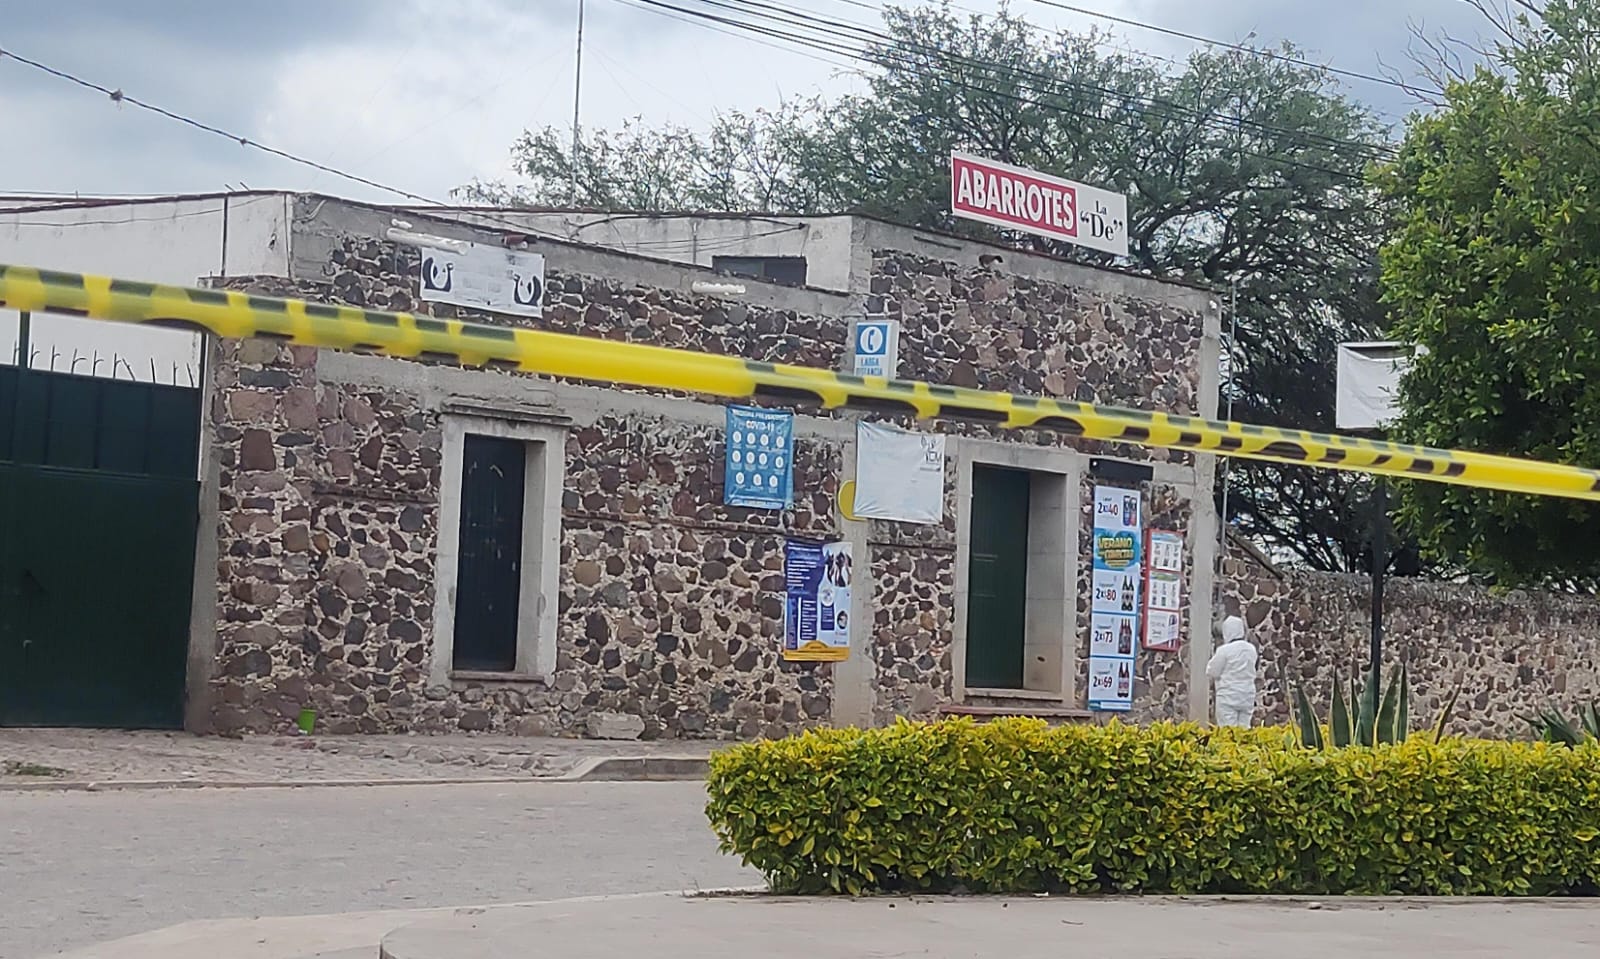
(1206, 615, 1258, 728)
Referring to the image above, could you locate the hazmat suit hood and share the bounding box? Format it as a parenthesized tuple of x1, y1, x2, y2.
(1221, 615, 1247, 643)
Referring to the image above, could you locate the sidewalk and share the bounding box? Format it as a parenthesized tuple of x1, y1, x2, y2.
(378, 894, 1600, 959)
(0, 728, 719, 789)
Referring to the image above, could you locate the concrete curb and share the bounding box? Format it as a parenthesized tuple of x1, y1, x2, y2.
(0, 755, 709, 792)
(0, 775, 544, 793)
(555, 755, 710, 782)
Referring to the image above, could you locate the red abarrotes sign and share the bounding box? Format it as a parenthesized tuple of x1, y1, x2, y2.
(949, 152, 1128, 257)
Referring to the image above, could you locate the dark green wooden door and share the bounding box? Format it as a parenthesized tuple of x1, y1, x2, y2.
(452, 434, 527, 672)
(0, 365, 200, 728)
(965, 466, 1030, 689)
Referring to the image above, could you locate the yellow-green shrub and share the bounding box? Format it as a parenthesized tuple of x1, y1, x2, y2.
(704, 718, 1600, 895)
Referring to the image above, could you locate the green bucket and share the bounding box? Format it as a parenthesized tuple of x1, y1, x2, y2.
(296, 708, 316, 735)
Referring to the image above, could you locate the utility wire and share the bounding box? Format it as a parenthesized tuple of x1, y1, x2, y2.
(1021, 0, 1433, 94)
(0, 45, 623, 244)
(611, 0, 865, 71)
(714, 0, 1398, 160)
(643, 0, 1396, 165)
(619, 0, 1390, 179)
(828, 0, 1432, 97)
(0, 48, 444, 208)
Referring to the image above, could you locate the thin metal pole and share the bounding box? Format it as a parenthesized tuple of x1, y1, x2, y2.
(1370, 476, 1387, 677)
(571, 0, 585, 204)
(10, 311, 29, 454)
(1217, 280, 1238, 546)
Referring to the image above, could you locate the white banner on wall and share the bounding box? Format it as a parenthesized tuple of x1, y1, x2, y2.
(853, 421, 946, 525)
(418, 241, 545, 319)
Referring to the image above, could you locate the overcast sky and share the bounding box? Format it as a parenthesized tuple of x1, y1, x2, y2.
(0, 0, 1496, 205)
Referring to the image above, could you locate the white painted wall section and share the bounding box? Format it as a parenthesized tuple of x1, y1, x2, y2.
(0, 194, 290, 383)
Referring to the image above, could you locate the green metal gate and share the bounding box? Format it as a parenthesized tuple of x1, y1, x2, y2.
(0, 333, 201, 728)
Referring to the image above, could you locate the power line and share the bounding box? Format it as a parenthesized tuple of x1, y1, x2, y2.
(628, 0, 1379, 180)
(828, 0, 1430, 98)
(0, 46, 590, 243)
(1022, 0, 1430, 94)
(716, 0, 1399, 160)
(617, 0, 1391, 179)
(0, 48, 445, 208)
(0, 45, 827, 260)
(610, 0, 864, 71)
(674, 0, 1396, 163)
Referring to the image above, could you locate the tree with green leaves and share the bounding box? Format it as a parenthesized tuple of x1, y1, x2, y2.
(1381, 0, 1600, 586)
(465, 3, 1400, 573)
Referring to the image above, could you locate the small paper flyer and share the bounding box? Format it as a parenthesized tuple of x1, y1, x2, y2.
(1142, 529, 1185, 652)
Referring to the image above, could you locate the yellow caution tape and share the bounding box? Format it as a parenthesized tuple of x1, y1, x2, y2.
(3, 263, 1596, 501)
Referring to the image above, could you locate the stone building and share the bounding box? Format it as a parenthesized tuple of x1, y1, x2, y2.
(190, 195, 1223, 736)
(6, 194, 1593, 738)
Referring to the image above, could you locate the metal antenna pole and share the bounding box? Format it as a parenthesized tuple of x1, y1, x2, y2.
(571, 0, 585, 204)
(1217, 279, 1238, 547)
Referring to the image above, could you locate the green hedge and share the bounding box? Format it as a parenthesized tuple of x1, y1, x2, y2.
(705, 718, 1600, 895)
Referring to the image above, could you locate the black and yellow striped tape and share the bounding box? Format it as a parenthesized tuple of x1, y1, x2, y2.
(2, 263, 1594, 501)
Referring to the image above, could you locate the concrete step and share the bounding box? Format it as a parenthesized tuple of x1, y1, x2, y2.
(939, 701, 1094, 722)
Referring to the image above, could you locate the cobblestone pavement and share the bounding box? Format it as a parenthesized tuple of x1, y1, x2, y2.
(1, 780, 756, 959)
(0, 729, 720, 786)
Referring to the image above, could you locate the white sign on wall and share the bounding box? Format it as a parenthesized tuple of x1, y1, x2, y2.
(853, 421, 945, 525)
(418, 241, 546, 319)
(850, 318, 900, 379)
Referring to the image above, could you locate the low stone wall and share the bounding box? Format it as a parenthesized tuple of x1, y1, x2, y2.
(1222, 555, 1600, 739)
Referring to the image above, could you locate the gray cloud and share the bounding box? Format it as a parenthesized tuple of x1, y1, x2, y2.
(1118, 0, 1495, 119)
(0, 0, 1503, 203)
(3, 1, 385, 53)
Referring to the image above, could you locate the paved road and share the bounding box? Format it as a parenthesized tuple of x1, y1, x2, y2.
(1, 782, 755, 959)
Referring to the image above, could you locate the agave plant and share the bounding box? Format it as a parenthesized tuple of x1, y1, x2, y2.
(1526, 700, 1600, 746)
(1292, 664, 1462, 749)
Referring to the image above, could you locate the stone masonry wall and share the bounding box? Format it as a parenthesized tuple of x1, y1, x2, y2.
(869, 251, 1205, 466)
(858, 252, 1208, 720)
(200, 225, 1212, 737)
(1221, 555, 1600, 739)
(207, 298, 844, 737)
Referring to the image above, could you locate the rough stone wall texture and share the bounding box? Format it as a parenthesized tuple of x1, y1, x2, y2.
(201, 230, 1212, 737)
(554, 414, 842, 739)
(869, 251, 1205, 465)
(206, 258, 852, 738)
(208, 302, 450, 735)
(1220, 556, 1600, 738)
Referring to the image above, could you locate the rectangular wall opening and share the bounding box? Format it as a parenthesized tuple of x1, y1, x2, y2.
(965, 464, 1032, 689)
(451, 434, 529, 672)
(957, 453, 1076, 702)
